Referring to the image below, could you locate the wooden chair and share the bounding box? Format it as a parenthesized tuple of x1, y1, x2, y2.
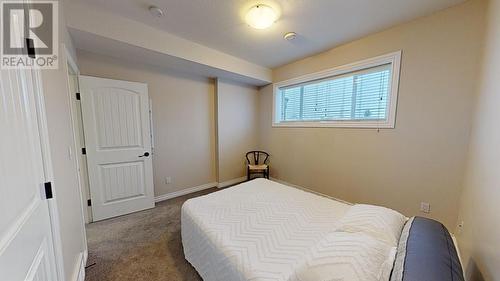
(246, 151, 270, 180)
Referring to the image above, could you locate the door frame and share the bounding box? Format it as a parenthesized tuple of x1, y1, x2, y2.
(63, 45, 90, 256)
(29, 53, 66, 281)
(64, 46, 92, 224)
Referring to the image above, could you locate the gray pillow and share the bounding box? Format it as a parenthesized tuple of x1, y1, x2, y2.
(390, 217, 464, 281)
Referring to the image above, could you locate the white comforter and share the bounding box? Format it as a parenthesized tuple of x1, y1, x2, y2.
(181, 179, 396, 281)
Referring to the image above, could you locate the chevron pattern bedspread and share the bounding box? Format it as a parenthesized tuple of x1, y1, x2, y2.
(181, 179, 395, 281)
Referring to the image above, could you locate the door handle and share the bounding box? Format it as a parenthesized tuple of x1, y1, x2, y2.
(139, 152, 150, 158)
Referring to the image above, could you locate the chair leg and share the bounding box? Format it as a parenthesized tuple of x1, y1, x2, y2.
(266, 168, 269, 179)
(247, 167, 250, 181)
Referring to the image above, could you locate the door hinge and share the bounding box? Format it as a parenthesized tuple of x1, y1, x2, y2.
(26, 38, 36, 59)
(87, 199, 92, 206)
(44, 182, 53, 199)
(81, 147, 86, 155)
(76, 92, 81, 100)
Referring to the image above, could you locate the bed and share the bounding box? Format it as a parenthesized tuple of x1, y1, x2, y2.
(181, 178, 463, 281)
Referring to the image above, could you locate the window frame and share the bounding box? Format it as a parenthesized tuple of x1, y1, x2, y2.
(272, 51, 402, 128)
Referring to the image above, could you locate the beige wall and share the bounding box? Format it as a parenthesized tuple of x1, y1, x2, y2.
(77, 51, 217, 197)
(456, 0, 500, 280)
(41, 2, 87, 280)
(259, 0, 486, 229)
(216, 79, 259, 183)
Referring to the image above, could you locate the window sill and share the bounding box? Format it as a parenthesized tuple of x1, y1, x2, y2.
(272, 121, 395, 129)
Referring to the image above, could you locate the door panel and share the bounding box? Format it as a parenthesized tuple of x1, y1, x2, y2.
(26, 238, 52, 281)
(94, 88, 142, 149)
(100, 161, 145, 203)
(79, 76, 154, 221)
(0, 63, 58, 280)
(0, 203, 57, 281)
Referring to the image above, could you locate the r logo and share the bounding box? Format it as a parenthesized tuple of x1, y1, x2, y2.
(1, 1, 58, 69)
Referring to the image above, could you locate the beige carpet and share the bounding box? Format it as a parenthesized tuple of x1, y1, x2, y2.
(85, 188, 218, 281)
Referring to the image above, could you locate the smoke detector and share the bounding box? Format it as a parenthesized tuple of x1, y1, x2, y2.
(149, 6, 164, 17)
(284, 32, 297, 41)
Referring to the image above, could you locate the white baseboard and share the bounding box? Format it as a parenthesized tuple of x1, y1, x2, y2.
(72, 250, 87, 281)
(154, 182, 218, 203)
(270, 177, 353, 205)
(83, 249, 88, 267)
(154, 177, 248, 203)
(217, 176, 247, 188)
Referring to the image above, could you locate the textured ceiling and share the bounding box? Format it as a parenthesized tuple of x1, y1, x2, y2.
(68, 0, 466, 68)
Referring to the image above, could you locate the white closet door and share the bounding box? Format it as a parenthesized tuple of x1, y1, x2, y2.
(0, 64, 59, 280)
(79, 76, 154, 221)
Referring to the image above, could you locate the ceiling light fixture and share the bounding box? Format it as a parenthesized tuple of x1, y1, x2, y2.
(149, 6, 164, 17)
(245, 4, 277, 29)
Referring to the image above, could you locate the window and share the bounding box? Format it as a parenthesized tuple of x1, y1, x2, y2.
(273, 51, 401, 128)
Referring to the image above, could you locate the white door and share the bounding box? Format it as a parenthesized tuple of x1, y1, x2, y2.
(79, 76, 154, 221)
(0, 55, 59, 280)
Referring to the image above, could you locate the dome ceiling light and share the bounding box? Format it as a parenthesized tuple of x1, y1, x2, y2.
(245, 4, 278, 29)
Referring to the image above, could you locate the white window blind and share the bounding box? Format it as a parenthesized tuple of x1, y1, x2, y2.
(280, 64, 391, 122)
(273, 51, 401, 128)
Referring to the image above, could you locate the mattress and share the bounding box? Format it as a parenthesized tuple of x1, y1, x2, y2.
(181, 179, 351, 281)
(181, 179, 464, 281)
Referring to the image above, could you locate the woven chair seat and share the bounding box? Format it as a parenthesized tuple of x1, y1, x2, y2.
(248, 164, 268, 170)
